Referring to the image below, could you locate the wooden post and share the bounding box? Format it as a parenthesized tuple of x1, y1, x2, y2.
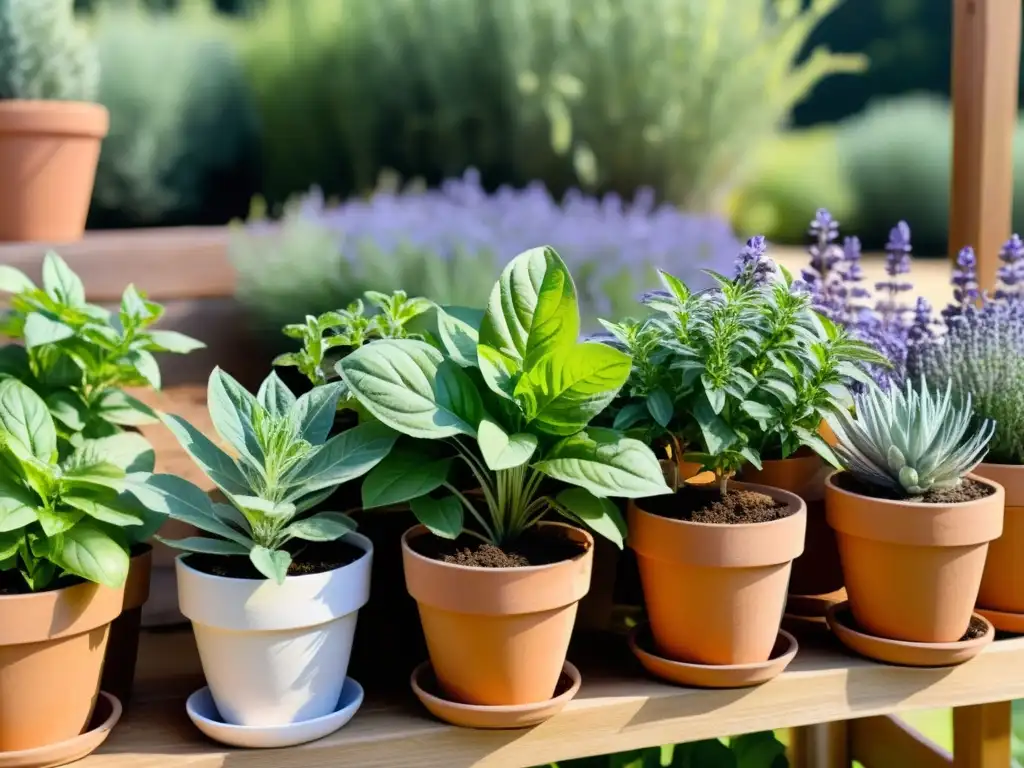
(949, 0, 1021, 290)
(952, 702, 1012, 768)
(788, 722, 850, 768)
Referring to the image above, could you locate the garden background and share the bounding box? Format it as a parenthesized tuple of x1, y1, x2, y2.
(45, 0, 1024, 764)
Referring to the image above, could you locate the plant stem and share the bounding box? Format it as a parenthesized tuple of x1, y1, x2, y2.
(443, 482, 497, 543)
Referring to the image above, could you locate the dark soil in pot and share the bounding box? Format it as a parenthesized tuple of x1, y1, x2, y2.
(832, 473, 995, 504)
(639, 486, 792, 524)
(410, 527, 590, 568)
(184, 539, 365, 579)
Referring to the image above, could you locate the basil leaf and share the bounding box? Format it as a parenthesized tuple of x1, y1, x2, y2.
(94, 389, 159, 426)
(51, 521, 129, 588)
(409, 495, 463, 539)
(361, 445, 452, 509)
(42, 252, 86, 307)
(23, 313, 74, 349)
(535, 428, 672, 498)
(436, 307, 481, 368)
(477, 417, 538, 470)
(554, 487, 626, 548)
(145, 329, 206, 354)
(0, 379, 56, 461)
(0, 265, 35, 294)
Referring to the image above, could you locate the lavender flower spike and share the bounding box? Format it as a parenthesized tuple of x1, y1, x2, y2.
(875, 220, 913, 323)
(996, 234, 1024, 300)
(945, 246, 979, 321)
(733, 235, 775, 285)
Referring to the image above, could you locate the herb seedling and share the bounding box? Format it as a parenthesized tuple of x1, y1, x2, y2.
(600, 241, 888, 495)
(274, 290, 433, 386)
(338, 247, 671, 548)
(128, 368, 397, 583)
(0, 253, 204, 452)
(0, 379, 164, 591)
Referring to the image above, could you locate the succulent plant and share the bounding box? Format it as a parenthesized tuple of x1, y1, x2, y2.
(0, 0, 99, 102)
(828, 376, 994, 496)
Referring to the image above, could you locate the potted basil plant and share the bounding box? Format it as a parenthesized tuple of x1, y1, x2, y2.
(338, 246, 671, 711)
(0, 379, 164, 755)
(127, 368, 396, 728)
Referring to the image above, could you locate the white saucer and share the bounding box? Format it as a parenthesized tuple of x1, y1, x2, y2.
(185, 678, 364, 748)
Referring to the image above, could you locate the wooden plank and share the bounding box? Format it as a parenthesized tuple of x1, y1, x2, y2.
(952, 702, 1011, 768)
(0, 227, 234, 301)
(949, 0, 1022, 290)
(80, 631, 1024, 768)
(851, 715, 951, 768)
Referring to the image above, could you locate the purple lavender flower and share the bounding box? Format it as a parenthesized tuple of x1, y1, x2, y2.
(944, 246, 979, 322)
(875, 221, 914, 324)
(995, 234, 1024, 300)
(733, 235, 775, 286)
(639, 288, 673, 307)
(910, 299, 1024, 463)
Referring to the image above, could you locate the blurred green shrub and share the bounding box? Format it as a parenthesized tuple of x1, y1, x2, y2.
(544, 732, 788, 767)
(726, 127, 855, 242)
(87, 4, 260, 228)
(237, 0, 861, 212)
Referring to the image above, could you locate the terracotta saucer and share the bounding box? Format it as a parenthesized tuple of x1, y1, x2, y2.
(0, 692, 122, 768)
(628, 624, 798, 688)
(826, 601, 994, 667)
(410, 661, 581, 729)
(976, 606, 1024, 635)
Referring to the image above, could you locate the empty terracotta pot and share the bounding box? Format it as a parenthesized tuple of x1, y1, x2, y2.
(825, 471, 1004, 643)
(101, 545, 153, 708)
(628, 481, 806, 665)
(402, 523, 593, 707)
(0, 100, 108, 242)
(0, 579, 124, 751)
(741, 452, 844, 610)
(975, 463, 1024, 613)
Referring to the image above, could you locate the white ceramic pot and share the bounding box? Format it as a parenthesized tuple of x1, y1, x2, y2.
(176, 532, 373, 727)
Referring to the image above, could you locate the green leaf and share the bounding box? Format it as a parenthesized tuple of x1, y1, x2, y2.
(613, 401, 649, 431)
(535, 428, 672, 498)
(160, 413, 252, 496)
(479, 246, 580, 370)
(361, 445, 452, 509)
(249, 545, 291, 584)
(284, 421, 397, 496)
(146, 330, 205, 354)
(231, 495, 295, 520)
(0, 345, 30, 378)
(694, 396, 738, 455)
(46, 391, 87, 431)
(76, 432, 155, 473)
(128, 349, 161, 389)
(477, 417, 538, 470)
(0, 378, 56, 461)
(338, 339, 477, 438)
(37, 505, 83, 537)
(436, 307, 481, 367)
(62, 490, 144, 527)
(119, 284, 149, 326)
(435, 359, 484, 434)
(94, 389, 158, 426)
(0, 531, 20, 561)
(646, 389, 674, 428)
(762, 377, 798, 406)
(555, 487, 626, 548)
(42, 252, 85, 307)
(207, 367, 265, 467)
(122, 473, 250, 547)
(23, 313, 74, 348)
(517, 344, 631, 436)
(409, 495, 463, 539)
(291, 381, 345, 444)
(159, 536, 250, 556)
(0, 474, 38, 533)
(732, 732, 786, 768)
(211, 502, 251, 533)
(0, 265, 35, 294)
(794, 425, 843, 469)
(61, 459, 127, 493)
(477, 344, 518, 400)
(284, 511, 356, 542)
(256, 371, 296, 419)
(51, 520, 129, 588)
(740, 400, 777, 423)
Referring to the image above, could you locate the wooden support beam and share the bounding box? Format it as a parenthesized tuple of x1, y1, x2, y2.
(949, 0, 1022, 290)
(952, 702, 1012, 768)
(850, 715, 951, 768)
(788, 722, 850, 768)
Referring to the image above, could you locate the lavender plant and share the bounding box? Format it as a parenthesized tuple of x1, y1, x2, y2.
(231, 170, 738, 338)
(600, 238, 887, 494)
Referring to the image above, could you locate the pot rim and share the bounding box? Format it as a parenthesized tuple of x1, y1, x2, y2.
(0, 99, 109, 138)
(824, 470, 1002, 510)
(630, 480, 806, 531)
(0, 579, 124, 645)
(175, 530, 373, 585)
(400, 521, 593, 574)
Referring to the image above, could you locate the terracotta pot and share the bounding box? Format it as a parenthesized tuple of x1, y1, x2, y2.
(402, 522, 593, 707)
(628, 481, 807, 665)
(100, 545, 153, 708)
(0, 100, 108, 242)
(975, 463, 1024, 613)
(740, 453, 844, 607)
(825, 471, 1004, 643)
(0, 579, 124, 751)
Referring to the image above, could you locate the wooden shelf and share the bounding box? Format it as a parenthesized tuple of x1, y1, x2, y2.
(83, 628, 1024, 768)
